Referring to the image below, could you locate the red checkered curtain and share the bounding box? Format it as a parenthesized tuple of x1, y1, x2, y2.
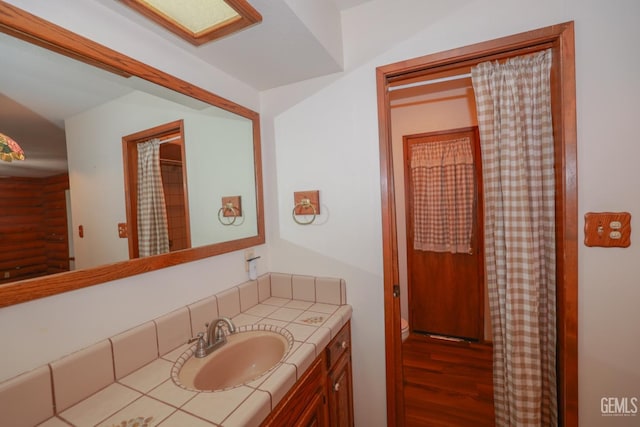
(472, 49, 557, 426)
(137, 139, 170, 257)
(410, 137, 474, 254)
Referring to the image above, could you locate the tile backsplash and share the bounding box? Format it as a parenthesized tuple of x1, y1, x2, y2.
(0, 365, 53, 427)
(111, 322, 158, 380)
(0, 272, 347, 427)
(50, 339, 114, 412)
(154, 307, 192, 356)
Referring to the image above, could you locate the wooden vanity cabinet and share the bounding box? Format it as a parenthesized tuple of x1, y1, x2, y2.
(261, 321, 353, 427)
(326, 322, 354, 427)
(261, 353, 328, 427)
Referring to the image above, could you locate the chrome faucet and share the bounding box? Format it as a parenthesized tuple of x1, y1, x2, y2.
(191, 317, 237, 358)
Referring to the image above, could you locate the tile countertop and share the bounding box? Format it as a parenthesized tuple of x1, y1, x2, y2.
(40, 298, 352, 427)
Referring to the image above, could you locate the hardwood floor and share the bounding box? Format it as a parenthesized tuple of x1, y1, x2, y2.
(402, 335, 495, 426)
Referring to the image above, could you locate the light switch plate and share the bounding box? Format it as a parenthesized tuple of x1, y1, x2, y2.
(584, 212, 631, 247)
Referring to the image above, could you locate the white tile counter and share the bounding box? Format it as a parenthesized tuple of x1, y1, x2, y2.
(0, 273, 351, 427)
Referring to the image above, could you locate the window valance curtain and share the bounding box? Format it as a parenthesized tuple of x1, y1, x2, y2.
(410, 137, 474, 254)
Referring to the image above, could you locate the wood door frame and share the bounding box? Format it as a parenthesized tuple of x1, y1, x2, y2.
(122, 119, 189, 259)
(376, 22, 578, 426)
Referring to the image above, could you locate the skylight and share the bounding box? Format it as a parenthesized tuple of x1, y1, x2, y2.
(120, 0, 262, 46)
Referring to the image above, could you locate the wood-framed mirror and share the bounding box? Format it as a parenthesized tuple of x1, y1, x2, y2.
(0, 2, 265, 308)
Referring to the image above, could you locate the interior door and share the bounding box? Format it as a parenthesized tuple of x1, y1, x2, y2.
(404, 127, 484, 341)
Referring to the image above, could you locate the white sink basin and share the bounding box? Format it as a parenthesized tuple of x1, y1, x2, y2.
(172, 325, 293, 392)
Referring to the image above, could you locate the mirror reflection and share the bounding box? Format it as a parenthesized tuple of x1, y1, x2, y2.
(0, 30, 259, 285)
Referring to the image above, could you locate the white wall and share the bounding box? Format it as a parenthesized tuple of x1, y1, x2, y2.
(186, 113, 257, 246)
(263, 0, 640, 426)
(572, 1, 640, 425)
(263, 69, 386, 426)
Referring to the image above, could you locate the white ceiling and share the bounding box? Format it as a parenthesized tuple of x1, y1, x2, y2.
(94, 0, 376, 91)
(0, 0, 376, 177)
(332, 0, 373, 10)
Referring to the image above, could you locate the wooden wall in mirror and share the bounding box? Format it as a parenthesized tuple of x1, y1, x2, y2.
(0, 2, 264, 308)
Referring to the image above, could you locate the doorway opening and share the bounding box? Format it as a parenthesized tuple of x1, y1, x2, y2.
(122, 119, 191, 258)
(377, 22, 578, 426)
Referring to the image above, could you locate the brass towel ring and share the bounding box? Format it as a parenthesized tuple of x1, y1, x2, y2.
(292, 198, 317, 225)
(217, 203, 240, 226)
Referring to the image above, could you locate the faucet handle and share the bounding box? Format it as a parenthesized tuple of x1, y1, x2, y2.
(191, 332, 208, 358)
(188, 332, 205, 344)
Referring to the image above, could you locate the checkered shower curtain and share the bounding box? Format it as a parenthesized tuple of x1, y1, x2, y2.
(137, 139, 170, 257)
(472, 49, 557, 426)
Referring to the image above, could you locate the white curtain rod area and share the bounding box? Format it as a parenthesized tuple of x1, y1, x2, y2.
(389, 72, 472, 92)
(158, 135, 181, 144)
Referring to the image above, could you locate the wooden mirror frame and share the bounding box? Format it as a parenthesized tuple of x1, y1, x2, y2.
(0, 2, 265, 308)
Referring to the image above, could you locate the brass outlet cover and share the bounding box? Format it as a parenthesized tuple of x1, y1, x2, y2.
(118, 223, 128, 238)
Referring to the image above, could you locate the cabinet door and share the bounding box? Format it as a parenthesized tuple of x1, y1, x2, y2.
(261, 355, 328, 427)
(294, 389, 328, 427)
(328, 352, 354, 427)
